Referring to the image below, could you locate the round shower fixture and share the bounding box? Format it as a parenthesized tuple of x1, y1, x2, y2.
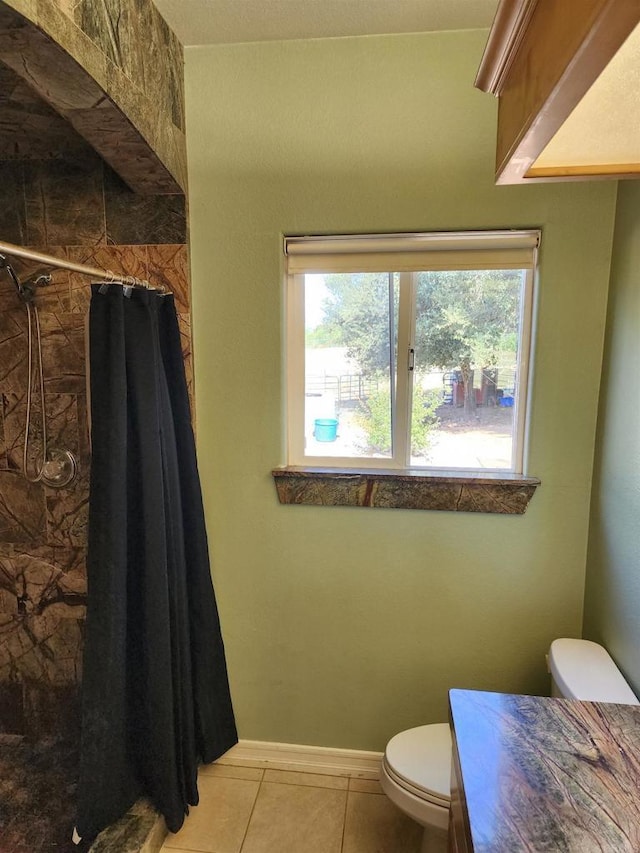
(40, 448, 78, 489)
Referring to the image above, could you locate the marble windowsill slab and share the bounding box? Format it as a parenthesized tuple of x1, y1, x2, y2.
(272, 467, 540, 514)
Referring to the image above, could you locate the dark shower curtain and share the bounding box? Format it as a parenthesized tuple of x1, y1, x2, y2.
(76, 284, 237, 841)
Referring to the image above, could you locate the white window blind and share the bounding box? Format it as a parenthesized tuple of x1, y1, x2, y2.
(285, 230, 540, 274)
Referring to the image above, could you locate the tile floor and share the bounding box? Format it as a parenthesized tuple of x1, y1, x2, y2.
(162, 764, 423, 853)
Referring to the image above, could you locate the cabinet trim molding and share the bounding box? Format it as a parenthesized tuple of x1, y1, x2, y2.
(475, 0, 539, 96)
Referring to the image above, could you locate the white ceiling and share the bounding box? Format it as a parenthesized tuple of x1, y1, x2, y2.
(154, 0, 500, 47)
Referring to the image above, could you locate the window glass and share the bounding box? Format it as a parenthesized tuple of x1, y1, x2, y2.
(411, 269, 524, 469)
(304, 273, 398, 460)
(286, 232, 537, 474)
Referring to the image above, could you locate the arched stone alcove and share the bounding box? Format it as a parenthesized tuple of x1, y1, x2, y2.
(0, 0, 186, 194)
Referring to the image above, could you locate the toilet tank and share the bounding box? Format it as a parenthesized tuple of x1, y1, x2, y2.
(548, 638, 639, 704)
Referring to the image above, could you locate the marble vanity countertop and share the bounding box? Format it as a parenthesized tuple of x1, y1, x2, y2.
(449, 688, 640, 852)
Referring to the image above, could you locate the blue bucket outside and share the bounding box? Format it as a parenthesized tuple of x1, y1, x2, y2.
(314, 418, 338, 442)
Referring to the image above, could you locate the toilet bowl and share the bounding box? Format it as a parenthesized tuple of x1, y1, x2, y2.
(380, 723, 450, 853)
(380, 639, 638, 853)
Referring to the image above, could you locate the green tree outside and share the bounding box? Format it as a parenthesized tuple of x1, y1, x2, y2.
(317, 269, 522, 421)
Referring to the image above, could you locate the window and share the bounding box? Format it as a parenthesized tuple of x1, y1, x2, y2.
(285, 231, 538, 475)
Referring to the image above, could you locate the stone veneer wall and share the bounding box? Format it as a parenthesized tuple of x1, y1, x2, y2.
(0, 2, 188, 847)
(0, 147, 190, 837)
(2, 0, 187, 190)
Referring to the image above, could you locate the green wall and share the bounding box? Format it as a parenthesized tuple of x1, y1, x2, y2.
(185, 31, 617, 750)
(583, 181, 640, 689)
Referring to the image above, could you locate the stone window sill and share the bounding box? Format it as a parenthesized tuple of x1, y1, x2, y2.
(272, 467, 540, 514)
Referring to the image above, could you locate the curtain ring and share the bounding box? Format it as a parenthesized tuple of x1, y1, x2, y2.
(99, 270, 119, 294)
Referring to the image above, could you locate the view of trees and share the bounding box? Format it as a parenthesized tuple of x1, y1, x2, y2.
(309, 269, 522, 421)
(414, 269, 522, 417)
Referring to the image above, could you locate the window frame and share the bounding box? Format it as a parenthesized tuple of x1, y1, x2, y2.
(285, 230, 538, 476)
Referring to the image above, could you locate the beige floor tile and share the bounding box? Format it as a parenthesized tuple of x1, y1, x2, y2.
(263, 769, 348, 790)
(241, 782, 346, 853)
(342, 791, 423, 853)
(200, 764, 265, 782)
(162, 776, 260, 853)
(349, 779, 384, 795)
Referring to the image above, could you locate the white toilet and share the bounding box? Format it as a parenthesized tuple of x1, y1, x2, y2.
(380, 638, 639, 853)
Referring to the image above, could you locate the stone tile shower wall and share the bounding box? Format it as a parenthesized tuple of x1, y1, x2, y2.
(0, 148, 190, 742)
(0, 2, 188, 846)
(2, 0, 187, 190)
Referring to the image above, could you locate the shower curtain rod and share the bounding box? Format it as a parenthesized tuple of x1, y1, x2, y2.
(0, 238, 163, 291)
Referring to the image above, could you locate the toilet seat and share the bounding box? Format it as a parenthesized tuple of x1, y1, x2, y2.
(383, 723, 451, 807)
(383, 759, 450, 808)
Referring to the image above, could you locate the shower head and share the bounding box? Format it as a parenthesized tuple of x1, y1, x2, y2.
(19, 274, 53, 303)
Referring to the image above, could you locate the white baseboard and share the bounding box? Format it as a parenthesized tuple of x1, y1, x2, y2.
(215, 739, 383, 780)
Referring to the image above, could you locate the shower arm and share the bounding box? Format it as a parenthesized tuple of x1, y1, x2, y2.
(0, 255, 52, 303)
(0, 238, 166, 293)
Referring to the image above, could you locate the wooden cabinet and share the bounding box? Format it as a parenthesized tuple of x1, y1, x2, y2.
(448, 735, 471, 853)
(475, 0, 640, 184)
